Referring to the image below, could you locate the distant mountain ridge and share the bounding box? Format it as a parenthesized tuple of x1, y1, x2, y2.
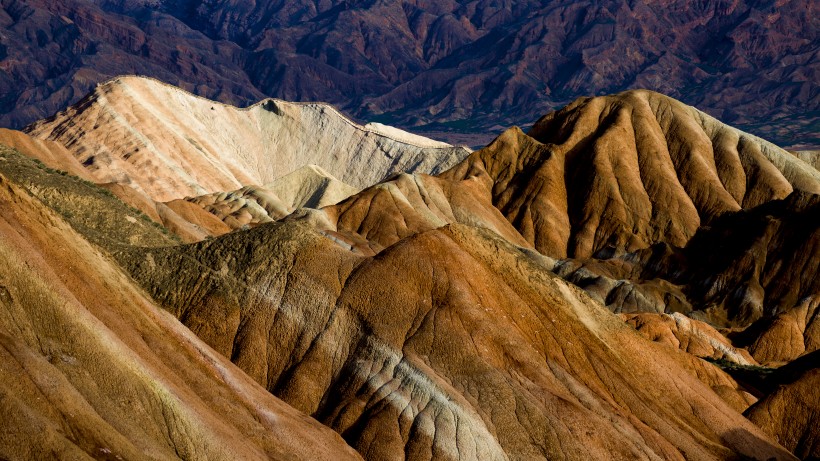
(1, 0, 817, 148)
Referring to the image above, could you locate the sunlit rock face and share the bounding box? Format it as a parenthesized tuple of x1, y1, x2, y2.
(26, 76, 469, 202)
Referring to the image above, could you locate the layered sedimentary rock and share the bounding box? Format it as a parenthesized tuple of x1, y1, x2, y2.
(2, 0, 817, 148)
(793, 151, 820, 171)
(0, 165, 360, 460)
(623, 313, 756, 366)
(26, 76, 469, 202)
(452, 90, 819, 259)
(320, 171, 530, 253)
(0, 128, 91, 180)
(740, 296, 820, 365)
(298, 91, 820, 330)
(0, 77, 815, 459)
(552, 189, 820, 326)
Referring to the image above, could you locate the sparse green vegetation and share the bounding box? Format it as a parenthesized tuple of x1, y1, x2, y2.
(703, 357, 778, 395)
(0, 145, 179, 250)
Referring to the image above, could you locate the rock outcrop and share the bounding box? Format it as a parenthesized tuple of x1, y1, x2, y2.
(623, 312, 757, 366)
(2, 0, 817, 148)
(450, 90, 819, 259)
(1, 79, 815, 459)
(188, 164, 357, 229)
(740, 296, 820, 365)
(552, 189, 820, 326)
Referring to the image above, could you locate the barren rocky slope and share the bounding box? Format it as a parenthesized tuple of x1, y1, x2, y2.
(293, 90, 820, 330)
(318, 90, 818, 258)
(622, 313, 757, 366)
(0, 157, 360, 460)
(118, 220, 792, 460)
(0, 78, 816, 459)
(25, 76, 469, 202)
(745, 352, 820, 459)
(552, 189, 820, 329)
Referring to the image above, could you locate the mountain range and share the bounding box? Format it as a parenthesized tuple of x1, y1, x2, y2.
(0, 75, 817, 459)
(1, 0, 818, 148)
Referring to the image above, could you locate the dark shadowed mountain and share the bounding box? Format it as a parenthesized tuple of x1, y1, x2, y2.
(1, 0, 818, 147)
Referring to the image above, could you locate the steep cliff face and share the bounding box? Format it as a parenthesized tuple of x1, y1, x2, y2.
(2, 0, 817, 147)
(25, 76, 469, 202)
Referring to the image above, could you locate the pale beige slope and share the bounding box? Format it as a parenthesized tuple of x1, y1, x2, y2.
(120, 221, 794, 460)
(267, 164, 358, 209)
(792, 150, 820, 171)
(187, 184, 291, 229)
(187, 164, 358, 230)
(26, 76, 469, 202)
(0, 172, 360, 460)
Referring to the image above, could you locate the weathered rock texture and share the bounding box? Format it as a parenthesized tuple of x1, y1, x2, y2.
(321, 171, 530, 253)
(0, 79, 816, 459)
(740, 296, 820, 365)
(520, 90, 819, 258)
(793, 151, 820, 171)
(745, 352, 820, 460)
(118, 220, 795, 460)
(552, 189, 820, 327)
(26, 76, 469, 202)
(0, 165, 361, 460)
(623, 312, 757, 366)
(299, 90, 820, 329)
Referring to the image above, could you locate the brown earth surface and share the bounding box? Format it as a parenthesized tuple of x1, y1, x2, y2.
(0, 167, 361, 460)
(118, 220, 794, 460)
(745, 352, 820, 460)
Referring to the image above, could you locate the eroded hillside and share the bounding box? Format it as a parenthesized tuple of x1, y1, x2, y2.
(0, 80, 817, 460)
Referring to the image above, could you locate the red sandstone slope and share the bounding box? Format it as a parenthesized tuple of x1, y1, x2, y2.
(0, 78, 816, 459)
(320, 90, 818, 261)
